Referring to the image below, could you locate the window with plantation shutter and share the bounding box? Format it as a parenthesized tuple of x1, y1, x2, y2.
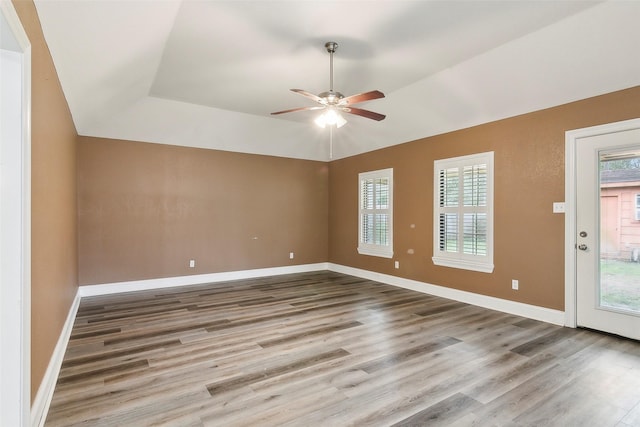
(433, 152, 494, 273)
(358, 168, 393, 258)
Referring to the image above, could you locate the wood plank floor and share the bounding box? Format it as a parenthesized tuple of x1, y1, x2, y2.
(45, 271, 640, 426)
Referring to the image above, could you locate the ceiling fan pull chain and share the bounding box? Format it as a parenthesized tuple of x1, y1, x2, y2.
(329, 126, 334, 160)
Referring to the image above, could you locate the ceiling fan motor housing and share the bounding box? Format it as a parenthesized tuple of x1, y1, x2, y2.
(318, 91, 344, 105)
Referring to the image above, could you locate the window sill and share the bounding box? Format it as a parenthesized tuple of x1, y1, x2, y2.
(358, 246, 394, 259)
(432, 256, 494, 273)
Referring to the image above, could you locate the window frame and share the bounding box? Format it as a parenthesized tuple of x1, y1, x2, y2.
(358, 168, 394, 258)
(636, 193, 640, 221)
(432, 152, 494, 273)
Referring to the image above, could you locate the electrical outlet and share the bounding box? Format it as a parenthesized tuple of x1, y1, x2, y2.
(189, 259, 195, 268)
(289, 252, 294, 259)
(512, 279, 519, 290)
(394, 261, 399, 269)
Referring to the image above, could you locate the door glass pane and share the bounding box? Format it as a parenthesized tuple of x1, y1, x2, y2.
(599, 151, 640, 313)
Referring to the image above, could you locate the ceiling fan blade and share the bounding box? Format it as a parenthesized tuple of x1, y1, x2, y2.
(343, 107, 386, 121)
(271, 106, 324, 115)
(290, 89, 324, 103)
(340, 90, 385, 105)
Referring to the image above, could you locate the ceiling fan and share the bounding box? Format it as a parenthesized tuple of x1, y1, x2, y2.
(271, 41, 386, 128)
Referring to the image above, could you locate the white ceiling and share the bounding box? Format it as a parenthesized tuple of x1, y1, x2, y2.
(34, 0, 640, 161)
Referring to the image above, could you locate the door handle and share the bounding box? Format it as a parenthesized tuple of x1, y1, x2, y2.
(578, 244, 588, 251)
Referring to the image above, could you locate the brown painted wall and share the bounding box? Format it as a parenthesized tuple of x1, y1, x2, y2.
(12, 0, 79, 402)
(77, 137, 329, 285)
(329, 86, 640, 311)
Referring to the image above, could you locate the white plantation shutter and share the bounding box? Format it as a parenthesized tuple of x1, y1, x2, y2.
(358, 169, 393, 258)
(438, 167, 459, 253)
(433, 153, 494, 273)
(462, 163, 487, 256)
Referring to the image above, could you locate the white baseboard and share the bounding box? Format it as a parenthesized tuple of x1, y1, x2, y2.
(31, 291, 82, 427)
(78, 263, 329, 297)
(328, 263, 566, 326)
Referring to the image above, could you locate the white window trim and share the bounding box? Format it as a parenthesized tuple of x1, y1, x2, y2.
(635, 194, 640, 221)
(358, 168, 393, 258)
(432, 152, 494, 273)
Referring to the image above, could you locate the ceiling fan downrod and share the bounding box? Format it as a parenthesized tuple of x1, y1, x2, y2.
(325, 41, 338, 93)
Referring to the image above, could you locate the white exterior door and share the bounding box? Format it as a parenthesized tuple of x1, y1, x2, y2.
(575, 125, 640, 340)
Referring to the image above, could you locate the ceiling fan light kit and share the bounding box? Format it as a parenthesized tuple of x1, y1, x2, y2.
(271, 41, 386, 128)
(314, 107, 346, 128)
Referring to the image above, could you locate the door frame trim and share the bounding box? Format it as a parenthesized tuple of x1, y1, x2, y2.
(564, 118, 640, 328)
(0, 1, 31, 425)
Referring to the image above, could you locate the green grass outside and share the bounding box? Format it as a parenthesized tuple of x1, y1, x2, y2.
(600, 259, 640, 312)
